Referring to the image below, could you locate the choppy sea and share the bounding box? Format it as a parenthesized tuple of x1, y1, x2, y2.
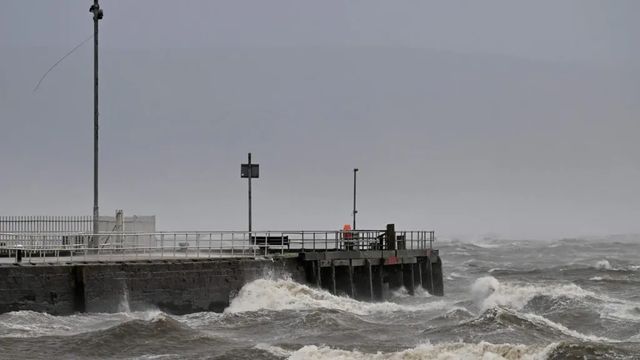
(2, 237, 640, 359)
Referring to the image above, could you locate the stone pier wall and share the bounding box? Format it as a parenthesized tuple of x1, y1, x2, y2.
(0, 257, 304, 315)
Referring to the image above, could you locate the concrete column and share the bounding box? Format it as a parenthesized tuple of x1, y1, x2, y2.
(366, 260, 374, 301)
(431, 256, 444, 296)
(386, 264, 404, 294)
(315, 261, 322, 288)
(330, 261, 337, 295)
(422, 258, 433, 294)
(72, 266, 86, 312)
(348, 259, 356, 298)
(417, 262, 423, 289)
(373, 263, 385, 301)
(334, 263, 351, 296)
(402, 263, 415, 295)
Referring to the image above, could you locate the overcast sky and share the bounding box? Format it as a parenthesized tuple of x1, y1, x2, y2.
(1, 1, 639, 239)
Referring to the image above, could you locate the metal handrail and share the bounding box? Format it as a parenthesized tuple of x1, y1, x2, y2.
(0, 229, 435, 264)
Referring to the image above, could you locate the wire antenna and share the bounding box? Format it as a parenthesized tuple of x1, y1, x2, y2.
(33, 34, 94, 92)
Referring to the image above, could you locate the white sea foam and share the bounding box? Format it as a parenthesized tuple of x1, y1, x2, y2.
(518, 311, 616, 342)
(0, 307, 173, 338)
(257, 342, 559, 360)
(469, 277, 623, 342)
(470, 276, 598, 311)
(391, 286, 432, 299)
(471, 276, 500, 307)
(0, 310, 133, 338)
(118, 281, 131, 313)
(595, 260, 613, 270)
(224, 278, 446, 315)
(176, 311, 224, 328)
(391, 287, 411, 298)
(123, 309, 167, 322)
(601, 302, 640, 322)
(594, 259, 638, 272)
(255, 343, 293, 357)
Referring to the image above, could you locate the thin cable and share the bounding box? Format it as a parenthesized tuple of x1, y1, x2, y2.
(33, 34, 94, 93)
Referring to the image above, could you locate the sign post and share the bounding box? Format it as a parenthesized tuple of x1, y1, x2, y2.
(241, 153, 259, 232)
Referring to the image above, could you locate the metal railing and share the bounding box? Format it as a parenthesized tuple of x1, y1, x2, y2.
(0, 216, 93, 234)
(0, 230, 435, 264)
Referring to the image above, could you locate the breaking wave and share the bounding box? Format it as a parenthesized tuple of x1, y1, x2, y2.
(424, 306, 616, 344)
(593, 259, 640, 272)
(470, 276, 601, 312)
(257, 342, 559, 360)
(225, 278, 447, 315)
(469, 275, 640, 326)
(596, 259, 614, 270)
(0, 312, 230, 360)
(0, 309, 167, 338)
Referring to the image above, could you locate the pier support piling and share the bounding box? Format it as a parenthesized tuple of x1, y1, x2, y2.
(314, 260, 321, 288)
(422, 258, 433, 294)
(402, 262, 415, 295)
(366, 260, 374, 301)
(72, 266, 86, 313)
(348, 260, 356, 298)
(373, 264, 384, 301)
(431, 256, 444, 296)
(330, 261, 337, 294)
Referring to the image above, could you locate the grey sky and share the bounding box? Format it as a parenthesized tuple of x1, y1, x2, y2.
(1, 1, 639, 239)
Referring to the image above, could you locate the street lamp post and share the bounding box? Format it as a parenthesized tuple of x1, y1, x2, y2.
(89, 1, 103, 246)
(353, 168, 358, 230)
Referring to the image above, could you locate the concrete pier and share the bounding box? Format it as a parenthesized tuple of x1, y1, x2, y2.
(0, 226, 444, 314)
(0, 257, 304, 315)
(301, 249, 443, 300)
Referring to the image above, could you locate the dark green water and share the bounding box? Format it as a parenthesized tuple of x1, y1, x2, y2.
(1, 237, 639, 359)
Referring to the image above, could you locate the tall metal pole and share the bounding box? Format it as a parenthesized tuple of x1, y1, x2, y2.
(248, 153, 252, 232)
(90, 1, 103, 245)
(353, 168, 358, 230)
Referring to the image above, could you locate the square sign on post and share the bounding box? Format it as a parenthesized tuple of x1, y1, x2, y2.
(241, 164, 259, 178)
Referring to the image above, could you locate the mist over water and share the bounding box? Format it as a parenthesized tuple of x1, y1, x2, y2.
(1, 236, 640, 359)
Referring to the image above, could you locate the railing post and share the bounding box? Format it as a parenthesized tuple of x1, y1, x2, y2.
(325, 232, 328, 251)
(209, 233, 213, 258)
(196, 233, 200, 258)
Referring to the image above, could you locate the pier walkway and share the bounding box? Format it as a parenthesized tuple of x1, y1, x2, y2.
(0, 228, 434, 265)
